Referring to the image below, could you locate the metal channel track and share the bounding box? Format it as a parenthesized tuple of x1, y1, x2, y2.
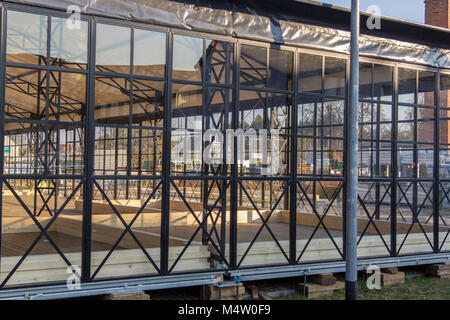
(0, 272, 225, 300)
(227, 253, 450, 281)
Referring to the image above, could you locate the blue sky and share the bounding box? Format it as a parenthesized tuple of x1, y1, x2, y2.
(320, 0, 424, 23)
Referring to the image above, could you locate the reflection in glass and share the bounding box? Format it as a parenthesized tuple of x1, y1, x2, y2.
(5, 67, 45, 120)
(49, 72, 87, 122)
(173, 35, 203, 82)
(95, 77, 131, 124)
(1, 178, 83, 286)
(90, 178, 162, 279)
(324, 57, 346, 97)
(96, 24, 131, 73)
(134, 29, 166, 77)
(206, 40, 234, 84)
(131, 129, 163, 176)
(50, 17, 88, 68)
(440, 74, 450, 108)
(171, 83, 203, 127)
(240, 45, 267, 88)
(94, 127, 128, 175)
(7, 11, 48, 65)
(373, 64, 393, 101)
(237, 91, 290, 176)
(398, 68, 416, 104)
(269, 48, 293, 90)
(132, 80, 165, 127)
(418, 71, 435, 106)
(299, 53, 322, 94)
(359, 63, 372, 99)
(4, 125, 85, 175)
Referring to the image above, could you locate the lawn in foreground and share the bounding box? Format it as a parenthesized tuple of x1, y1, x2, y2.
(278, 277, 450, 300)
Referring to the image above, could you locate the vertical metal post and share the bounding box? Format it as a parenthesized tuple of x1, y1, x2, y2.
(160, 31, 173, 275)
(345, 0, 359, 301)
(0, 5, 7, 278)
(289, 50, 298, 265)
(81, 16, 96, 282)
(229, 42, 240, 270)
(391, 66, 398, 257)
(434, 71, 440, 252)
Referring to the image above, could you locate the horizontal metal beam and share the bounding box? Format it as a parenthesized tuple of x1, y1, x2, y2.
(0, 271, 225, 300)
(227, 252, 450, 281)
(2, 252, 449, 299)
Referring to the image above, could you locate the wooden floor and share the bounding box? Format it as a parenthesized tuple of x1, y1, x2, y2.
(0, 223, 346, 257)
(1, 231, 115, 256)
(137, 223, 344, 244)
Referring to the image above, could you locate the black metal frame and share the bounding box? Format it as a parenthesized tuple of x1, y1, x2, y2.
(0, 2, 449, 292)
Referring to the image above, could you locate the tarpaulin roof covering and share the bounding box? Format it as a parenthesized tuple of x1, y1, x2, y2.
(3, 0, 450, 68)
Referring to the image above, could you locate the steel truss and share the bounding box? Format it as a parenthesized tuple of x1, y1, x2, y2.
(0, 2, 448, 299)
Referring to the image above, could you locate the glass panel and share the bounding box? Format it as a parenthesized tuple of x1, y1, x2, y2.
(131, 128, 163, 176)
(398, 105, 414, 141)
(50, 17, 88, 69)
(324, 57, 346, 97)
(440, 74, 449, 108)
(94, 127, 128, 175)
(440, 147, 450, 179)
(237, 91, 290, 176)
(396, 181, 434, 255)
(171, 83, 202, 128)
(268, 48, 293, 90)
(171, 83, 202, 175)
(397, 144, 415, 178)
(418, 71, 436, 106)
(96, 24, 131, 74)
(91, 179, 162, 279)
(238, 180, 290, 267)
(299, 53, 322, 95)
(296, 180, 344, 263)
(173, 35, 203, 82)
(398, 68, 416, 104)
(357, 181, 392, 258)
(1, 178, 83, 286)
(49, 72, 87, 122)
(7, 10, 47, 65)
(418, 109, 435, 143)
(95, 77, 131, 124)
(418, 145, 434, 178)
(5, 67, 86, 122)
(373, 64, 393, 102)
(5, 67, 45, 121)
(359, 62, 372, 99)
(168, 179, 224, 272)
(133, 29, 166, 77)
(240, 45, 267, 88)
(4, 125, 85, 175)
(131, 79, 165, 127)
(206, 40, 234, 85)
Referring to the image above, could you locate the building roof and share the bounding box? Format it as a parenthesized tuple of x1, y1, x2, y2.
(3, 0, 450, 68)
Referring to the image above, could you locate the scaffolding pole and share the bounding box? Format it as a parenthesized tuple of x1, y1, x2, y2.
(346, 0, 360, 301)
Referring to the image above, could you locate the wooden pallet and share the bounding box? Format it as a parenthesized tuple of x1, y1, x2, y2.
(381, 272, 405, 286)
(426, 263, 450, 279)
(298, 281, 345, 299)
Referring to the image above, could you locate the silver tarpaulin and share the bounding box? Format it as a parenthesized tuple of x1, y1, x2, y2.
(4, 0, 449, 68)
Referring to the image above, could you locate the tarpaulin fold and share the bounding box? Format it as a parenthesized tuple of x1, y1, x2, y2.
(5, 0, 449, 68)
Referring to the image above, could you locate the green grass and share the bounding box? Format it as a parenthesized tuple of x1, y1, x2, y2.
(277, 277, 450, 300)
